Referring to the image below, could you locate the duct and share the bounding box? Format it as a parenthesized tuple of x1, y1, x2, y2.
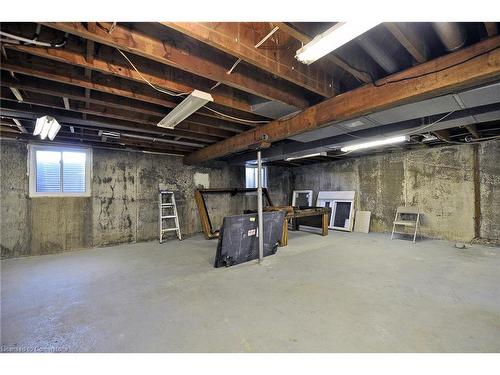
(432, 22, 466, 51)
(357, 34, 399, 74)
(251, 100, 298, 119)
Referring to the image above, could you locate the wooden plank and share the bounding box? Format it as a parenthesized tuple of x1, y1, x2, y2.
(185, 36, 500, 164)
(0, 60, 262, 127)
(41, 22, 310, 109)
(385, 23, 428, 63)
(162, 22, 336, 97)
(276, 22, 372, 84)
(465, 124, 480, 139)
(433, 129, 451, 141)
(0, 99, 217, 145)
(0, 93, 229, 142)
(5, 44, 255, 114)
(0, 78, 246, 134)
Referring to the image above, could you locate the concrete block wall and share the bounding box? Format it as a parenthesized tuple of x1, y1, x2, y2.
(292, 140, 500, 243)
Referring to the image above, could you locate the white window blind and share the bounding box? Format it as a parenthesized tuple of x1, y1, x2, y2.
(36, 150, 61, 192)
(245, 166, 267, 188)
(29, 145, 91, 197)
(62, 151, 86, 193)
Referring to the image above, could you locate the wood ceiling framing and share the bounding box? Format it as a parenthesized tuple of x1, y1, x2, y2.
(1, 22, 499, 160)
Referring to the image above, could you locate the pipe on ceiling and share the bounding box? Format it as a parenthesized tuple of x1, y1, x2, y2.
(432, 22, 466, 51)
(357, 34, 399, 74)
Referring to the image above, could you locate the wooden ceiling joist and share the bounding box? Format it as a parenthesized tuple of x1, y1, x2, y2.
(275, 22, 372, 84)
(161, 22, 336, 97)
(4, 44, 255, 115)
(0, 60, 261, 129)
(385, 23, 429, 63)
(0, 77, 247, 134)
(40, 22, 310, 109)
(0, 99, 218, 144)
(484, 22, 498, 38)
(0, 91, 234, 140)
(185, 35, 500, 164)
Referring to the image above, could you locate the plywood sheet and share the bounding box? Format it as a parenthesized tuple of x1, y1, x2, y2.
(354, 211, 371, 233)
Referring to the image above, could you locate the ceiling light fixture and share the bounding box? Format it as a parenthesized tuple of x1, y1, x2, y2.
(10, 87, 23, 102)
(285, 152, 326, 161)
(33, 115, 61, 141)
(295, 22, 380, 65)
(157, 90, 213, 129)
(12, 119, 27, 133)
(340, 135, 408, 152)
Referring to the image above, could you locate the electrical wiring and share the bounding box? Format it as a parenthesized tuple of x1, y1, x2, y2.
(372, 45, 500, 88)
(116, 48, 190, 97)
(440, 134, 500, 145)
(0, 30, 68, 48)
(116, 48, 270, 125)
(405, 110, 457, 135)
(202, 106, 269, 124)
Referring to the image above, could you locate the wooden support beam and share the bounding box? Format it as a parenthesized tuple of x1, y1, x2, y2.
(0, 131, 193, 156)
(41, 22, 310, 109)
(161, 22, 336, 97)
(5, 44, 255, 114)
(433, 129, 451, 141)
(276, 22, 372, 84)
(465, 124, 480, 139)
(0, 98, 219, 144)
(185, 36, 500, 164)
(484, 22, 498, 37)
(385, 23, 429, 63)
(0, 78, 246, 134)
(0, 61, 261, 127)
(0, 93, 232, 142)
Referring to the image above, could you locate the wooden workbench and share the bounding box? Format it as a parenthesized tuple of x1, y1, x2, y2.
(264, 206, 331, 246)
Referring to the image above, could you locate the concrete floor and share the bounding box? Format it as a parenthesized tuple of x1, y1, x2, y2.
(1, 231, 499, 352)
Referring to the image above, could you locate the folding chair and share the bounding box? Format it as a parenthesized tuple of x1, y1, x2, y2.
(391, 206, 422, 243)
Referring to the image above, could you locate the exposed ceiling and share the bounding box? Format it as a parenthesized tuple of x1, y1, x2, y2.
(0, 22, 499, 162)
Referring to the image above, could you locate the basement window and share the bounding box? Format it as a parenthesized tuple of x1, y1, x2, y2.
(245, 165, 267, 188)
(28, 144, 92, 197)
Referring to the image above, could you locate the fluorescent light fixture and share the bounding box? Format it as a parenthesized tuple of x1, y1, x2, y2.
(285, 152, 326, 161)
(63, 97, 70, 110)
(102, 131, 120, 138)
(340, 135, 408, 152)
(12, 119, 27, 133)
(10, 87, 23, 102)
(296, 22, 380, 65)
(34, 115, 61, 140)
(157, 90, 213, 129)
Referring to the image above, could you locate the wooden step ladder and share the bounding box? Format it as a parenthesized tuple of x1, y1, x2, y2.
(159, 190, 182, 243)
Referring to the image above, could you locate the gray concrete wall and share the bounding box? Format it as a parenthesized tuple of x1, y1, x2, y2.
(292, 141, 500, 243)
(479, 140, 500, 241)
(1, 140, 258, 258)
(2, 139, 497, 258)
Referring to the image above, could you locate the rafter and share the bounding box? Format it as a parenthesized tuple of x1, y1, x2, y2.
(185, 35, 500, 163)
(41, 22, 310, 109)
(0, 59, 263, 127)
(0, 93, 232, 142)
(161, 22, 336, 97)
(0, 77, 246, 133)
(484, 22, 498, 37)
(275, 22, 372, 84)
(385, 23, 429, 63)
(5, 44, 256, 114)
(0, 99, 220, 144)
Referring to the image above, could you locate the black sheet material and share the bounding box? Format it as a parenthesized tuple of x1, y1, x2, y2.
(214, 211, 286, 268)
